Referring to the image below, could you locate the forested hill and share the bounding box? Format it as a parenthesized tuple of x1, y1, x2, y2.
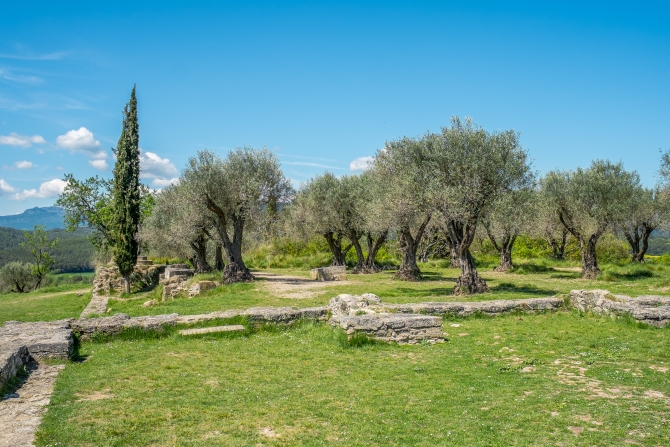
(0, 206, 65, 230)
(0, 226, 95, 272)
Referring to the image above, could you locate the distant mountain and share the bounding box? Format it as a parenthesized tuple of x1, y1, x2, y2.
(0, 206, 65, 230)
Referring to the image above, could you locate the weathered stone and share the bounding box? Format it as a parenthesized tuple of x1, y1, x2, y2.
(93, 264, 166, 295)
(162, 275, 191, 300)
(188, 280, 217, 297)
(80, 292, 108, 318)
(0, 345, 30, 392)
(179, 325, 245, 336)
(310, 266, 346, 281)
(569, 289, 670, 327)
(0, 320, 74, 359)
(241, 306, 329, 324)
(372, 297, 564, 316)
(330, 314, 444, 344)
(165, 268, 194, 280)
(143, 299, 158, 307)
(71, 313, 181, 338)
(328, 293, 381, 316)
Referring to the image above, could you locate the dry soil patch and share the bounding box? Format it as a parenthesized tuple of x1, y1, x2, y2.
(253, 271, 351, 299)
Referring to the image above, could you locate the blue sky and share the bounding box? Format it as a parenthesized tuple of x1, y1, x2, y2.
(1, 1, 669, 215)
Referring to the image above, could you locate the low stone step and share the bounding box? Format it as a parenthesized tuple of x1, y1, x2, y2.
(136, 260, 154, 266)
(179, 325, 245, 336)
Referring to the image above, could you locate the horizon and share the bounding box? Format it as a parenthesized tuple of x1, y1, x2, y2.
(1, 1, 669, 215)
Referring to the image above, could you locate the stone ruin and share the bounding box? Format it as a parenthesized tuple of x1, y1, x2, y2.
(93, 263, 166, 295)
(569, 289, 670, 327)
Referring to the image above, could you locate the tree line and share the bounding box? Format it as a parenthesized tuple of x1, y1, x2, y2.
(58, 111, 670, 296)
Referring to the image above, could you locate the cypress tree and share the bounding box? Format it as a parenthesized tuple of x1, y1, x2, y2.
(112, 86, 141, 293)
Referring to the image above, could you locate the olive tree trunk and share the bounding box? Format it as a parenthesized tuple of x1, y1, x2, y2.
(448, 219, 489, 295)
(394, 215, 431, 281)
(324, 232, 352, 266)
(189, 234, 212, 273)
(215, 244, 225, 270)
(206, 198, 254, 283)
(547, 229, 569, 260)
(486, 226, 517, 272)
(360, 230, 388, 273)
(580, 234, 602, 279)
(446, 234, 460, 268)
(622, 223, 654, 263)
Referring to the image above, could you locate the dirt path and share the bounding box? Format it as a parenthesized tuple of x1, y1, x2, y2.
(0, 362, 64, 447)
(253, 271, 351, 299)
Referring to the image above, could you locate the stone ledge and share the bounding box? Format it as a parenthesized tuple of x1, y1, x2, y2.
(0, 320, 74, 360)
(330, 314, 444, 344)
(372, 297, 564, 316)
(179, 325, 245, 336)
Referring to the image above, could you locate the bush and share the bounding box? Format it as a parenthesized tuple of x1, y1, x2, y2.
(0, 262, 35, 293)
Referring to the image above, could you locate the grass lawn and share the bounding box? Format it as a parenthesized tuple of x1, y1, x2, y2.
(0, 281, 92, 324)
(107, 260, 670, 318)
(37, 311, 670, 446)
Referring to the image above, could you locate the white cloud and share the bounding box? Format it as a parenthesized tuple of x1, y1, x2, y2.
(140, 151, 178, 187)
(11, 178, 66, 201)
(151, 177, 180, 188)
(56, 127, 104, 158)
(0, 179, 17, 196)
(15, 160, 33, 169)
(349, 156, 374, 171)
(88, 159, 109, 171)
(0, 133, 46, 148)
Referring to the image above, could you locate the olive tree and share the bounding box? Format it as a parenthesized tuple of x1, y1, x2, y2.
(616, 186, 666, 263)
(541, 160, 639, 278)
(140, 184, 214, 272)
(289, 173, 354, 267)
(427, 118, 533, 294)
(183, 148, 291, 283)
(372, 136, 433, 281)
(482, 188, 536, 272)
(22, 224, 59, 289)
(534, 194, 571, 260)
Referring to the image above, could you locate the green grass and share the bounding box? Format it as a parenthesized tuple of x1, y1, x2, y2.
(0, 281, 92, 323)
(37, 312, 670, 446)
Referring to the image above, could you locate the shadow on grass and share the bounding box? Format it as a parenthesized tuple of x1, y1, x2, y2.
(491, 282, 558, 296)
(549, 273, 581, 279)
(417, 271, 459, 282)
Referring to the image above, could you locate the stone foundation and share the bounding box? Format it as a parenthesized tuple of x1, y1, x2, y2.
(329, 293, 381, 316)
(569, 289, 670, 327)
(189, 280, 217, 297)
(330, 314, 444, 345)
(0, 345, 30, 392)
(310, 266, 346, 281)
(0, 320, 75, 360)
(93, 264, 166, 295)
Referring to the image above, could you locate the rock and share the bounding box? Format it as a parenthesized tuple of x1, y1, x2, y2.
(330, 314, 444, 344)
(569, 290, 670, 327)
(3, 393, 19, 399)
(164, 268, 194, 280)
(143, 300, 157, 307)
(0, 345, 30, 392)
(373, 297, 564, 316)
(242, 306, 329, 324)
(310, 266, 346, 281)
(162, 275, 190, 300)
(328, 293, 381, 316)
(188, 280, 217, 297)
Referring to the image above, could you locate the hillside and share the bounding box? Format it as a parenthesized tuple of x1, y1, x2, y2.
(0, 226, 95, 272)
(0, 206, 66, 230)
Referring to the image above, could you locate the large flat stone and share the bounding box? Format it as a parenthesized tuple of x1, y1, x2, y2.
(0, 320, 74, 359)
(330, 314, 444, 344)
(0, 345, 30, 392)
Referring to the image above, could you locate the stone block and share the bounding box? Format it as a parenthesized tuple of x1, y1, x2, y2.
(0, 320, 74, 359)
(310, 266, 346, 281)
(330, 314, 444, 344)
(569, 290, 670, 327)
(165, 268, 194, 280)
(188, 280, 217, 297)
(373, 297, 564, 317)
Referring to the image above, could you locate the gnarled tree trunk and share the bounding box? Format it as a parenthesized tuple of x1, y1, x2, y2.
(547, 228, 569, 260)
(446, 234, 460, 268)
(580, 234, 602, 279)
(448, 219, 489, 295)
(215, 244, 224, 270)
(360, 230, 388, 273)
(486, 226, 517, 272)
(324, 232, 352, 266)
(394, 215, 431, 281)
(189, 234, 212, 273)
(206, 197, 254, 283)
(348, 229, 366, 271)
(622, 223, 654, 263)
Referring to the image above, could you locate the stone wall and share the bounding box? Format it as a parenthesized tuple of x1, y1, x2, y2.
(93, 264, 166, 295)
(0, 345, 30, 392)
(330, 314, 444, 345)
